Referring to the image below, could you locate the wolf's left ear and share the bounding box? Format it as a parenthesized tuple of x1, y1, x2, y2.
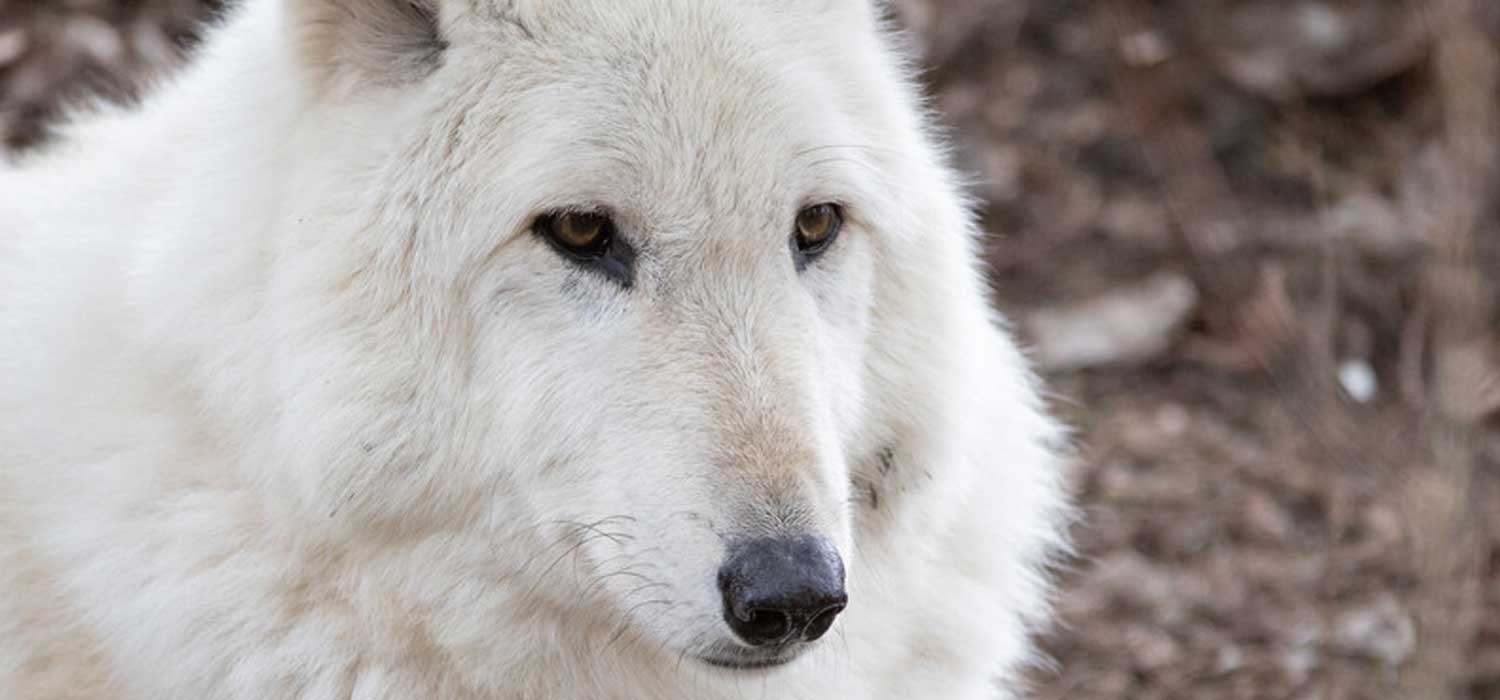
(289, 0, 448, 89)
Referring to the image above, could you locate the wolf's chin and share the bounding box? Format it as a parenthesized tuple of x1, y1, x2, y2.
(695, 654, 796, 671)
(692, 640, 807, 671)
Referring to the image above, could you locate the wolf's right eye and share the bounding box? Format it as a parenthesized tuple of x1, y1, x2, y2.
(533, 211, 635, 288)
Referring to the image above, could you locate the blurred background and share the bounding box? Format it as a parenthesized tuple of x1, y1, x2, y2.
(3, 0, 1497, 697)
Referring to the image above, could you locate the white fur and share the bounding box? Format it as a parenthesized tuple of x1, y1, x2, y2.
(0, 1, 1070, 698)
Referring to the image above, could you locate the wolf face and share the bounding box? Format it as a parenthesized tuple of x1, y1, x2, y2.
(255, 0, 947, 672)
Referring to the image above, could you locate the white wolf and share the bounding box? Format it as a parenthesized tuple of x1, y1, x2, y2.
(0, 0, 1069, 697)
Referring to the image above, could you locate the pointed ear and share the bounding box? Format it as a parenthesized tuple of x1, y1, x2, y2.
(289, 0, 447, 90)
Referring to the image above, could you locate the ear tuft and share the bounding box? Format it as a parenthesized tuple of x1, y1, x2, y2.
(291, 0, 446, 89)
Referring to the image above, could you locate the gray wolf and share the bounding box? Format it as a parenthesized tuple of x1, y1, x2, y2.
(0, 0, 1070, 697)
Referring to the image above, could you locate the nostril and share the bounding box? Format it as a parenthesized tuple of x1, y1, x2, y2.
(801, 603, 844, 642)
(737, 608, 794, 646)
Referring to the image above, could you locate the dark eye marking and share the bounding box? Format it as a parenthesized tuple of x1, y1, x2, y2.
(533, 210, 635, 288)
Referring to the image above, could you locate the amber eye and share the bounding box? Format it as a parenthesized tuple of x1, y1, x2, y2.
(793, 203, 842, 259)
(533, 209, 635, 287)
(537, 211, 613, 257)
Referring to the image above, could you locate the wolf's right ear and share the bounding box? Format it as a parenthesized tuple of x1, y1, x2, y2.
(288, 0, 448, 90)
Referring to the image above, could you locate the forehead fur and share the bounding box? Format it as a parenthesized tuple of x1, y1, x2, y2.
(418, 0, 897, 227)
(493, 0, 871, 33)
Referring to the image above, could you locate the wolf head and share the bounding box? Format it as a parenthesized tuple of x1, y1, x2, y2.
(200, 0, 1002, 675)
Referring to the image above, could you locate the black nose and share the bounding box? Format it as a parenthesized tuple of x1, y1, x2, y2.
(717, 536, 847, 647)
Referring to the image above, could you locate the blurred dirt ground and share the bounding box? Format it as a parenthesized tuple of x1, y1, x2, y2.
(4, 1, 1499, 698)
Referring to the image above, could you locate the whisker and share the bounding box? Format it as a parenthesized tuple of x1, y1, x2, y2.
(792, 143, 904, 160)
(603, 598, 673, 651)
(580, 565, 653, 599)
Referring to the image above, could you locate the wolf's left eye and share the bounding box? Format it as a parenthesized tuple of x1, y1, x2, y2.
(792, 203, 842, 266)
